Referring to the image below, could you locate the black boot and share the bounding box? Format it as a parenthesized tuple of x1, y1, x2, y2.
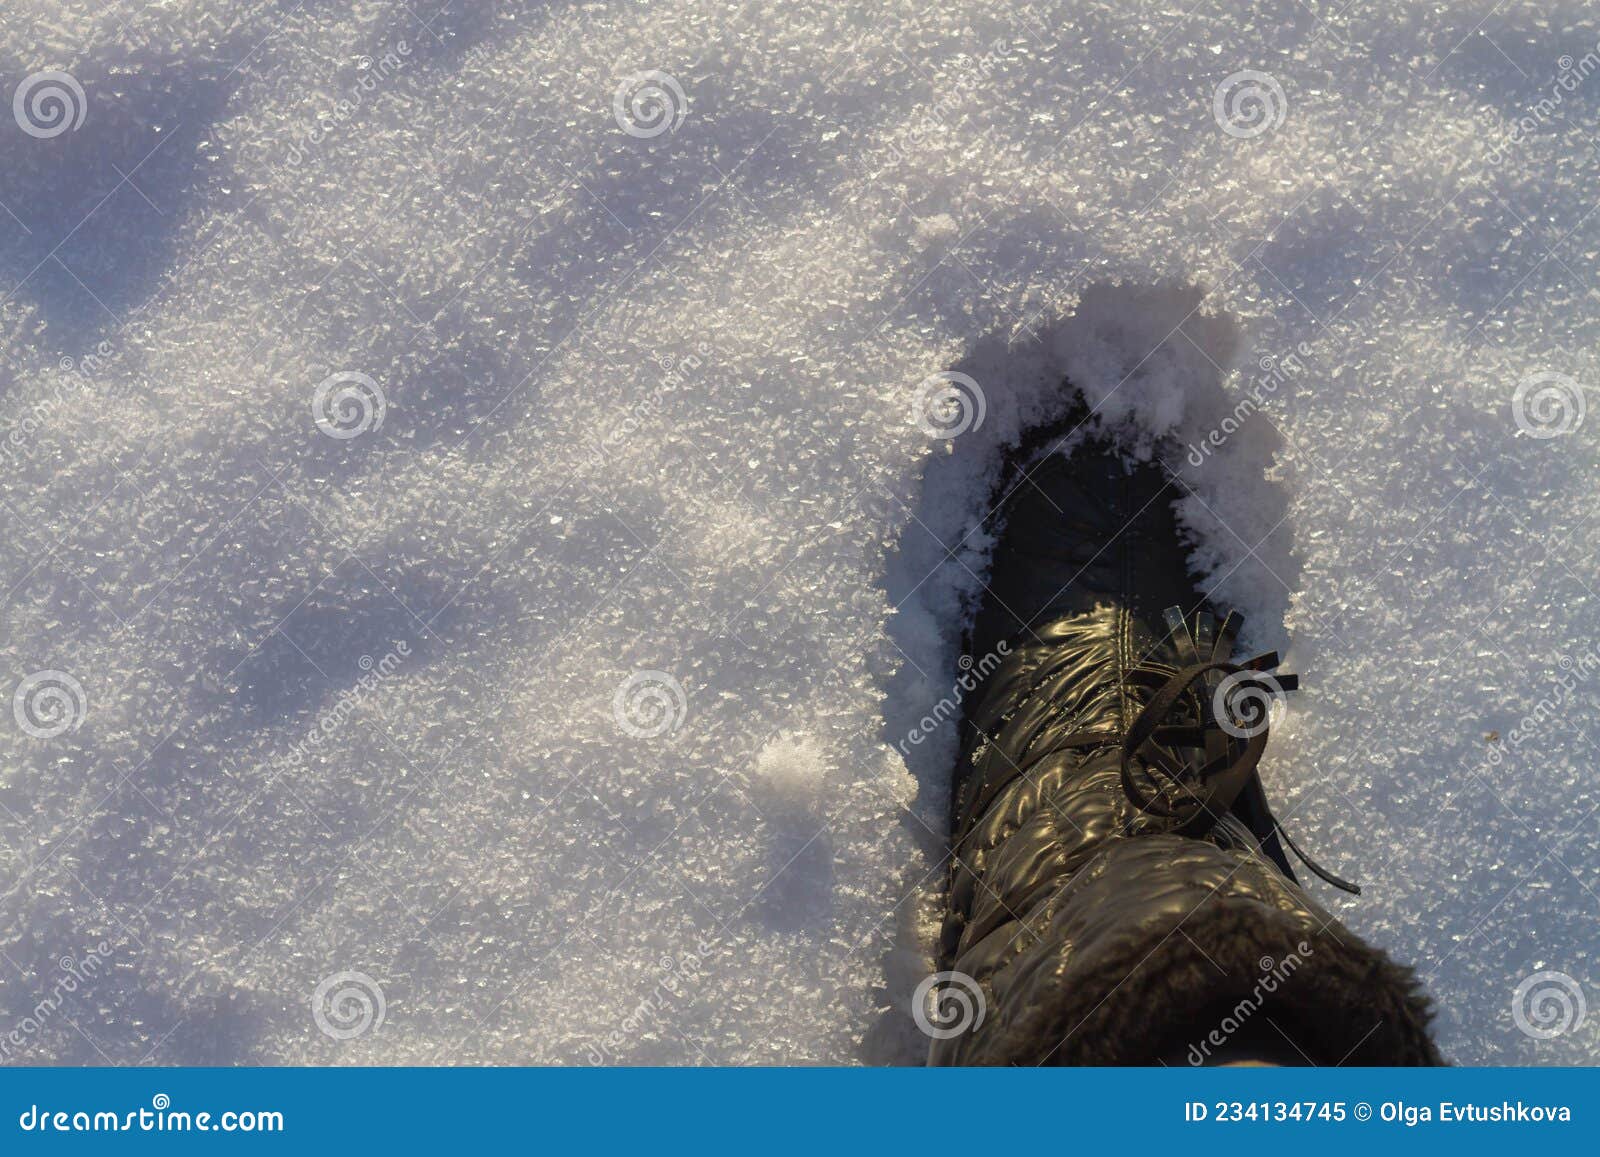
(930, 412, 1442, 1066)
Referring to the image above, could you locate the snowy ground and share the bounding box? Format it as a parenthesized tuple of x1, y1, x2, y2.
(1, 0, 1598, 1065)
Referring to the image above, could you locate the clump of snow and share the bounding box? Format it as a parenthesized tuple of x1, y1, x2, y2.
(2, 0, 1598, 1066)
(752, 732, 829, 813)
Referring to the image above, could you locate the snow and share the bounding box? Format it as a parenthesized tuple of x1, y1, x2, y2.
(1, 0, 1598, 1065)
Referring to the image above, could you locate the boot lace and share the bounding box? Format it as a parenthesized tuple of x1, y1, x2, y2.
(1118, 606, 1361, 895)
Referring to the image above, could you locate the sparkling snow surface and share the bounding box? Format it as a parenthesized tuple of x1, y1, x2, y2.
(2, 1, 1598, 1065)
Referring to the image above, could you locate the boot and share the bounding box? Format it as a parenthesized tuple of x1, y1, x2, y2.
(930, 410, 1442, 1066)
